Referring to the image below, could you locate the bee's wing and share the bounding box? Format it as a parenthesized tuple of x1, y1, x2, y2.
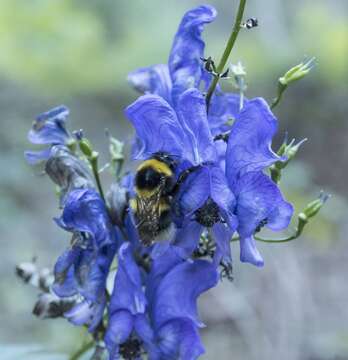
(135, 187, 162, 227)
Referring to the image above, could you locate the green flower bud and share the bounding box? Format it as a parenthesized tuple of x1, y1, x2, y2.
(279, 57, 316, 87)
(78, 138, 93, 158)
(303, 191, 330, 219)
(109, 136, 124, 162)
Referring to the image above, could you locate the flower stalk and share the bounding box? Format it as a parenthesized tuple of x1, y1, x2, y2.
(205, 0, 247, 111)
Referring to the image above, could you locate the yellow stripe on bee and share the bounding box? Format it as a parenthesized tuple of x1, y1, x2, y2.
(130, 198, 137, 211)
(136, 159, 172, 177)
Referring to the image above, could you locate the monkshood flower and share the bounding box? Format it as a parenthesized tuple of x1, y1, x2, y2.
(105, 243, 148, 359)
(105, 243, 218, 360)
(128, 5, 241, 136)
(226, 98, 294, 266)
(126, 88, 237, 263)
(143, 252, 218, 359)
(53, 188, 118, 331)
(25, 105, 74, 164)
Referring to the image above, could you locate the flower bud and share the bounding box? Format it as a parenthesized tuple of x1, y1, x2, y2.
(33, 293, 76, 319)
(79, 138, 94, 158)
(279, 57, 316, 87)
(109, 136, 124, 162)
(302, 191, 330, 220)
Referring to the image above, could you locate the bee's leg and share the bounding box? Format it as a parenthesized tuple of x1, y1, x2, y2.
(170, 164, 202, 195)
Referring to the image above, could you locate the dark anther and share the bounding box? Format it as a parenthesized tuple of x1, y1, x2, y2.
(255, 218, 268, 233)
(120, 338, 143, 360)
(220, 261, 234, 282)
(241, 17, 258, 29)
(195, 198, 221, 227)
(213, 131, 230, 142)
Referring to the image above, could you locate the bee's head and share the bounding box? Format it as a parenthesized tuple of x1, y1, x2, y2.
(135, 156, 175, 193)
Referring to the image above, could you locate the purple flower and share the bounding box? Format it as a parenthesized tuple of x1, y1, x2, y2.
(52, 189, 118, 330)
(128, 5, 216, 107)
(226, 98, 294, 266)
(128, 5, 242, 137)
(25, 105, 73, 164)
(126, 88, 237, 263)
(144, 253, 218, 359)
(105, 243, 147, 359)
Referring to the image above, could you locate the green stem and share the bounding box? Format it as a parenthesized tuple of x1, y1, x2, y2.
(90, 154, 105, 202)
(254, 235, 297, 243)
(270, 83, 286, 109)
(69, 340, 94, 360)
(205, 0, 247, 111)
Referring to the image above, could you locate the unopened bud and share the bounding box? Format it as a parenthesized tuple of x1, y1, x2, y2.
(33, 293, 76, 319)
(303, 191, 330, 220)
(79, 138, 94, 158)
(279, 57, 316, 87)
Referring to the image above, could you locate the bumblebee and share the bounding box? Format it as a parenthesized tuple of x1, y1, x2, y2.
(130, 153, 178, 246)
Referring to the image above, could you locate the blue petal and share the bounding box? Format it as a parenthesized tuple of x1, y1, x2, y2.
(226, 98, 283, 186)
(105, 310, 134, 360)
(28, 105, 70, 145)
(125, 94, 189, 160)
(169, 5, 217, 105)
(235, 171, 293, 238)
(176, 88, 216, 164)
(173, 166, 211, 225)
(212, 222, 233, 265)
(128, 64, 172, 103)
(78, 246, 116, 302)
(64, 296, 106, 332)
(146, 250, 184, 309)
(210, 166, 237, 230)
(151, 259, 218, 329)
(59, 188, 116, 248)
(240, 236, 264, 267)
(53, 247, 81, 297)
(172, 222, 203, 258)
(24, 148, 52, 164)
(155, 318, 205, 360)
(110, 243, 146, 315)
(208, 92, 243, 135)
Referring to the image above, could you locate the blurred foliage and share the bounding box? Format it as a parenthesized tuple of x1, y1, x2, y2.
(0, 0, 346, 95)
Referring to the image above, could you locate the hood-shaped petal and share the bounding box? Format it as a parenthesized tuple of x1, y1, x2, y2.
(58, 188, 116, 248)
(226, 98, 282, 187)
(154, 318, 205, 360)
(152, 259, 218, 329)
(28, 105, 70, 145)
(169, 5, 217, 105)
(127, 64, 172, 104)
(125, 94, 189, 160)
(177, 88, 216, 164)
(235, 171, 293, 238)
(105, 310, 134, 360)
(110, 243, 146, 316)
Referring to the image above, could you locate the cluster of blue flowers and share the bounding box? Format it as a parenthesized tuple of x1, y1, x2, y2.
(23, 5, 317, 360)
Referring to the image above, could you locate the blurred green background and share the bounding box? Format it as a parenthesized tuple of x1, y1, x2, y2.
(1, 0, 347, 359)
